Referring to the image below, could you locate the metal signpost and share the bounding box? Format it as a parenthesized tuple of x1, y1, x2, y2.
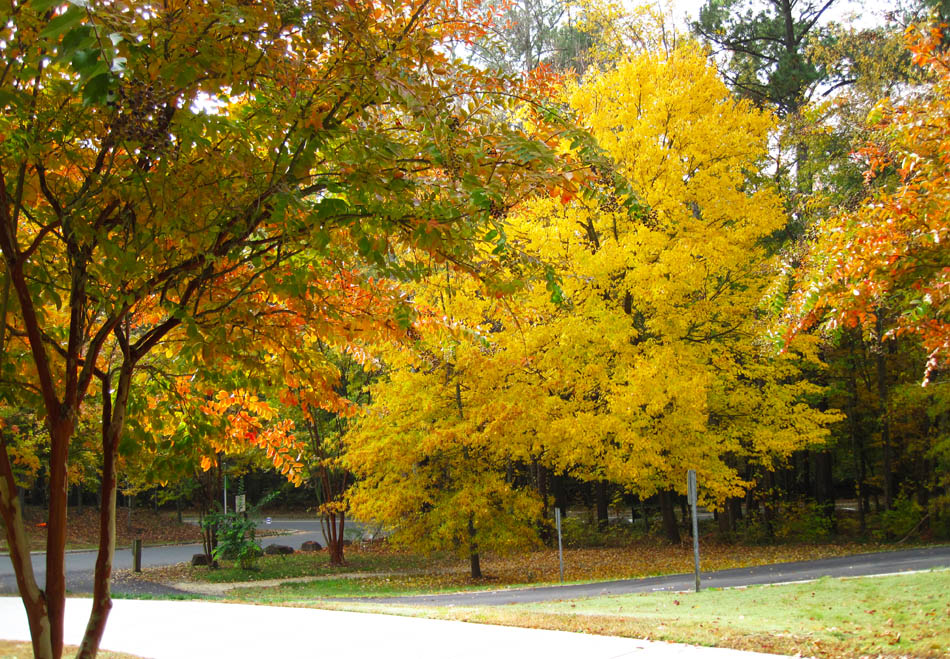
(687, 469, 701, 592)
(555, 508, 564, 583)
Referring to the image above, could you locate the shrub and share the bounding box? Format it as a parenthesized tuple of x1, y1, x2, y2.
(558, 516, 641, 548)
(775, 501, 834, 542)
(877, 496, 924, 541)
(735, 513, 773, 545)
(203, 512, 261, 569)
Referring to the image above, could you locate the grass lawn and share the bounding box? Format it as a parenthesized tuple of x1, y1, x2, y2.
(306, 570, 950, 658)
(136, 544, 448, 586)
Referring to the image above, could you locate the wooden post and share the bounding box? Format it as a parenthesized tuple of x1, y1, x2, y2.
(132, 539, 142, 573)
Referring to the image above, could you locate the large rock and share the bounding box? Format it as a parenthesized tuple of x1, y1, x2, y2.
(264, 543, 295, 555)
(191, 553, 218, 567)
(300, 540, 322, 552)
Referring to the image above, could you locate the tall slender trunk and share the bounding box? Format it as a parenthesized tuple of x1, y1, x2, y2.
(0, 435, 52, 658)
(846, 335, 867, 534)
(310, 415, 348, 567)
(875, 313, 893, 510)
(335, 512, 345, 562)
(468, 514, 481, 578)
(79, 361, 132, 657)
(814, 450, 835, 531)
(658, 489, 680, 544)
(552, 474, 567, 519)
(717, 504, 731, 536)
(46, 419, 71, 659)
(595, 480, 609, 530)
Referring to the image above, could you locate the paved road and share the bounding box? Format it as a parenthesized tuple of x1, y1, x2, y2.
(0, 597, 787, 659)
(0, 518, 368, 595)
(359, 545, 950, 606)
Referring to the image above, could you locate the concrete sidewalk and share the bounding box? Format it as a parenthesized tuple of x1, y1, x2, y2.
(0, 597, 786, 658)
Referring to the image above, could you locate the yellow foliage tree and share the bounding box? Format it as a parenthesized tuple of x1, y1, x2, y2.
(509, 42, 838, 526)
(344, 40, 839, 553)
(345, 272, 544, 578)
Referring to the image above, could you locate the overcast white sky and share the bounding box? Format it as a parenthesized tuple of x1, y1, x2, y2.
(666, 0, 893, 30)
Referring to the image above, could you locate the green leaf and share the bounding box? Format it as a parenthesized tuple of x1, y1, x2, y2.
(0, 89, 24, 109)
(31, 0, 64, 11)
(81, 72, 112, 106)
(60, 25, 92, 54)
(39, 6, 84, 41)
(471, 189, 492, 210)
(394, 304, 413, 330)
(70, 48, 99, 72)
(315, 197, 350, 219)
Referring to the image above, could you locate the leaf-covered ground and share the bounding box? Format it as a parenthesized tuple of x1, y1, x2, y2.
(0, 506, 201, 552)
(327, 570, 950, 658)
(0, 640, 142, 658)
(130, 537, 903, 600)
(132, 542, 440, 587)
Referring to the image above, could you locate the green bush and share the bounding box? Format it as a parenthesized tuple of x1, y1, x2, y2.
(559, 516, 641, 548)
(877, 496, 924, 540)
(775, 501, 835, 542)
(735, 513, 773, 544)
(203, 512, 261, 569)
(931, 508, 950, 540)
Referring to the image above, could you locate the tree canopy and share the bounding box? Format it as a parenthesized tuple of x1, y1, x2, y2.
(0, 0, 589, 656)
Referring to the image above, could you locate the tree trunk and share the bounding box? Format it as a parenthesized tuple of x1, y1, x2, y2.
(658, 489, 680, 544)
(324, 511, 346, 566)
(552, 473, 567, 519)
(763, 470, 777, 536)
(79, 365, 132, 658)
(0, 435, 53, 658)
(717, 505, 731, 536)
(595, 480, 609, 530)
(797, 451, 810, 499)
(846, 335, 867, 535)
(468, 515, 481, 578)
(46, 418, 71, 659)
(875, 313, 894, 510)
(814, 450, 835, 531)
